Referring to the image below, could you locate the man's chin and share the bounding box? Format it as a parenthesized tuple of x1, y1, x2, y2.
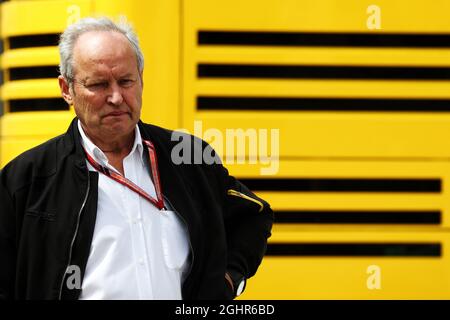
(103, 112, 131, 122)
(103, 121, 135, 137)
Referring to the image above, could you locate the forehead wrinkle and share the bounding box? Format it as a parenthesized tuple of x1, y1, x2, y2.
(72, 31, 138, 80)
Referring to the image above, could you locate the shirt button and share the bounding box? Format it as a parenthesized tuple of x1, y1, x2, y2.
(138, 258, 145, 265)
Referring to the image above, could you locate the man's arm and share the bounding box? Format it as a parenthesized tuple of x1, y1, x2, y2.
(0, 170, 16, 299)
(218, 165, 274, 297)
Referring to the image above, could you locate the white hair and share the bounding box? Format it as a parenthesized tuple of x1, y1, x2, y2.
(58, 16, 144, 84)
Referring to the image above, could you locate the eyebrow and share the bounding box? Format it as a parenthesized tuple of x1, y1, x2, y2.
(79, 77, 106, 84)
(119, 73, 135, 78)
(83, 74, 136, 81)
(78, 72, 138, 85)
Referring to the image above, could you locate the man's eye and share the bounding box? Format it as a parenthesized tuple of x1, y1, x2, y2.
(119, 79, 134, 87)
(87, 82, 108, 89)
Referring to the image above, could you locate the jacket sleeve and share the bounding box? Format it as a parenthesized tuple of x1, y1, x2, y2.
(0, 169, 16, 300)
(217, 164, 274, 284)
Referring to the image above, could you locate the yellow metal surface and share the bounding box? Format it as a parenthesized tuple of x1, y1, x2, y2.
(198, 47, 450, 67)
(196, 80, 450, 99)
(270, 225, 448, 243)
(195, 111, 450, 158)
(2, 137, 57, 165)
(227, 160, 450, 228)
(0, 112, 75, 165)
(1, 47, 59, 68)
(0, 0, 182, 162)
(182, 0, 450, 160)
(1, 79, 61, 100)
(243, 228, 450, 299)
(185, 0, 450, 32)
(231, 159, 450, 299)
(245, 254, 450, 299)
(0, 111, 74, 137)
(1, 0, 92, 37)
(258, 192, 444, 219)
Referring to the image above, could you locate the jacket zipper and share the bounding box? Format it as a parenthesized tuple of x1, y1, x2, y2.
(163, 195, 194, 294)
(58, 168, 91, 300)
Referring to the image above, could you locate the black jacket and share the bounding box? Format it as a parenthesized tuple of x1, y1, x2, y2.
(0, 118, 273, 300)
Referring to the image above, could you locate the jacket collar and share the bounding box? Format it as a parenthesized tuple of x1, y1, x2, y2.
(60, 118, 87, 169)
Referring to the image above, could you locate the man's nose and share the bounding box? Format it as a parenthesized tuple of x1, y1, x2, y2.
(107, 82, 124, 106)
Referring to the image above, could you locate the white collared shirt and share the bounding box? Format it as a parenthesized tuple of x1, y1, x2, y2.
(77, 120, 191, 300)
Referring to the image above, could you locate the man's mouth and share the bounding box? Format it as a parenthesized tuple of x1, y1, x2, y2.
(105, 111, 128, 117)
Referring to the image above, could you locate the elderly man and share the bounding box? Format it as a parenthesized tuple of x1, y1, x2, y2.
(0, 17, 273, 300)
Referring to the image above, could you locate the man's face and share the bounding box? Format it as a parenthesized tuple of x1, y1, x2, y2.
(60, 31, 143, 140)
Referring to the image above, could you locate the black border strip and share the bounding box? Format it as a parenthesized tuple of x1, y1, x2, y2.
(239, 178, 442, 192)
(199, 31, 450, 48)
(10, 66, 60, 81)
(9, 34, 60, 49)
(266, 243, 441, 256)
(9, 98, 69, 112)
(274, 210, 441, 224)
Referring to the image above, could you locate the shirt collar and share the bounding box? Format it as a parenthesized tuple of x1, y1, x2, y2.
(77, 119, 144, 168)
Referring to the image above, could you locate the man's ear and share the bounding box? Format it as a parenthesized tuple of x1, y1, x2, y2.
(58, 75, 73, 105)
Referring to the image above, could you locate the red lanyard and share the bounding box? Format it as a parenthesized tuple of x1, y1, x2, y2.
(83, 139, 165, 211)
